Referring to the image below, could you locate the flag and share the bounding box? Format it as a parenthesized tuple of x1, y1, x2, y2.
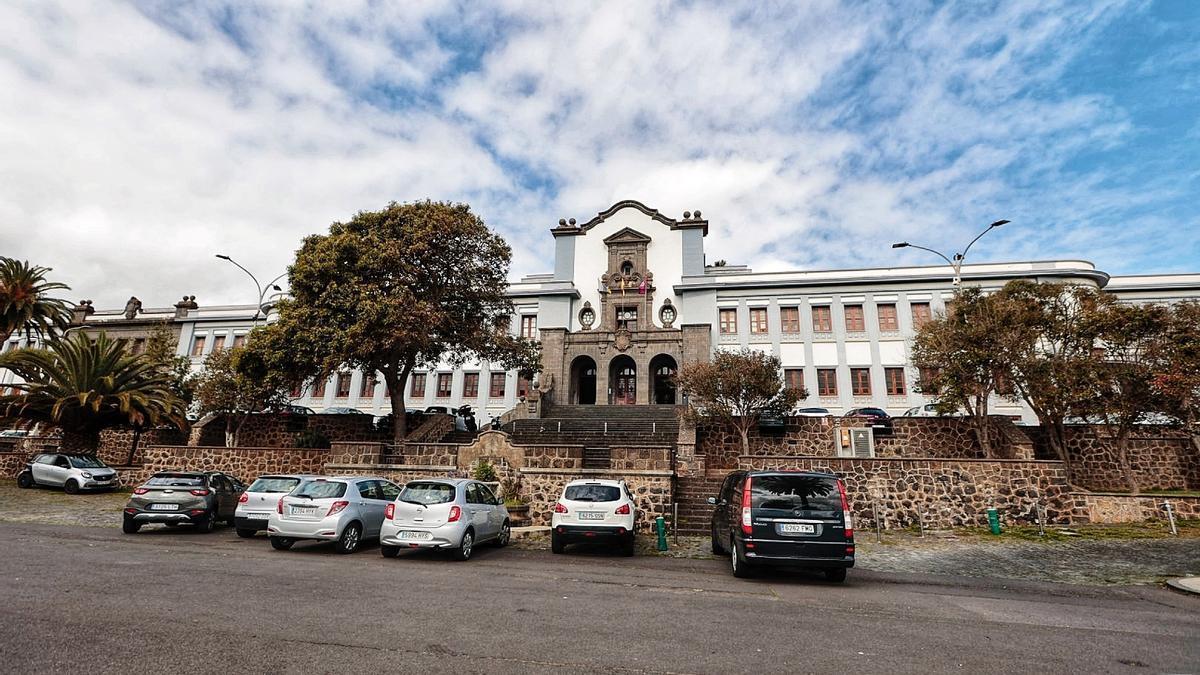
(638, 278, 647, 294)
(621, 279, 626, 296)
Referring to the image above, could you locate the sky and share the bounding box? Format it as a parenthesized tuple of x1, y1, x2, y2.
(1, 0, 1197, 309)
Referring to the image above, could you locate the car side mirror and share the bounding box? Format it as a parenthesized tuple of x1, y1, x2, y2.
(706, 497, 717, 505)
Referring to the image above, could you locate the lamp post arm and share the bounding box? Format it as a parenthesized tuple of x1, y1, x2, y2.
(220, 256, 263, 311)
(901, 243, 958, 269)
(959, 224, 998, 266)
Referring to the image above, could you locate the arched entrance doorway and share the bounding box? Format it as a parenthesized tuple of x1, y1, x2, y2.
(609, 355, 637, 405)
(570, 356, 597, 405)
(650, 354, 678, 404)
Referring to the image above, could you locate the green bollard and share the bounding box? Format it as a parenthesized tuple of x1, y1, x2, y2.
(655, 516, 668, 551)
(986, 508, 1001, 535)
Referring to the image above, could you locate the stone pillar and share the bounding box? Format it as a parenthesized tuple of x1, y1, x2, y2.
(539, 328, 568, 406)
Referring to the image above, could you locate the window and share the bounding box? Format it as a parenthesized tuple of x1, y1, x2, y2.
(489, 372, 506, 398)
(750, 308, 769, 334)
(190, 335, 206, 356)
(844, 305, 865, 332)
(336, 373, 352, 398)
(410, 373, 426, 398)
(911, 302, 932, 328)
(885, 367, 906, 396)
(313, 377, 327, 398)
(851, 368, 871, 396)
(463, 372, 479, 398)
(817, 368, 838, 396)
(360, 374, 376, 398)
(211, 335, 227, 352)
(520, 315, 537, 339)
(781, 307, 800, 333)
(616, 306, 638, 331)
(812, 306, 832, 333)
(719, 308, 737, 334)
(517, 375, 531, 398)
(877, 304, 898, 331)
(232, 334, 246, 349)
(564, 484, 621, 502)
(917, 367, 940, 388)
(436, 373, 452, 398)
(400, 482, 456, 505)
(784, 368, 805, 392)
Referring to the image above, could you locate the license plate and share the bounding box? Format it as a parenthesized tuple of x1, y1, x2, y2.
(399, 531, 432, 540)
(579, 512, 605, 521)
(779, 523, 816, 534)
(291, 506, 318, 515)
(149, 503, 178, 511)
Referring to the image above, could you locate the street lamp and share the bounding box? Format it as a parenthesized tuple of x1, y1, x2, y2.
(891, 220, 1009, 287)
(215, 254, 286, 327)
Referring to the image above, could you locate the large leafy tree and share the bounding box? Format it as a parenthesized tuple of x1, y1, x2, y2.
(192, 344, 290, 448)
(1152, 301, 1200, 430)
(245, 200, 540, 443)
(911, 287, 1028, 457)
(0, 332, 187, 453)
(142, 321, 195, 407)
(676, 348, 802, 456)
(0, 257, 71, 342)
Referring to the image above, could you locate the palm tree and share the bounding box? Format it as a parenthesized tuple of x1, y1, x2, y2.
(0, 257, 72, 342)
(0, 332, 187, 454)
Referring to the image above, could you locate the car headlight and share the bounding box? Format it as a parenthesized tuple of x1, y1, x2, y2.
(81, 471, 93, 478)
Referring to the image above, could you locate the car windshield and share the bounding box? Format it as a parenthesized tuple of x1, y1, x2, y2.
(247, 477, 302, 493)
(564, 484, 621, 502)
(292, 480, 347, 499)
(399, 482, 456, 505)
(751, 475, 841, 516)
(68, 456, 107, 469)
(146, 474, 204, 487)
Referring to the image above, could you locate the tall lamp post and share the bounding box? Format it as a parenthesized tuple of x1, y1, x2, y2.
(215, 254, 286, 327)
(891, 220, 1010, 287)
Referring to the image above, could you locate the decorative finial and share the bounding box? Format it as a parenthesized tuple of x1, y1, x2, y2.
(694, 210, 702, 219)
(558, 218, 567, 227)
(569, 218, 577, 226)
(683, 211, 691, 219)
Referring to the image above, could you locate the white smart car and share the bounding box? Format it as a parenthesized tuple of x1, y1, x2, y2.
(551, 479, 637, 556)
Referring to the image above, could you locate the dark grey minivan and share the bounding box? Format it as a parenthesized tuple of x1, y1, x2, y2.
(708, 470, 854, 581)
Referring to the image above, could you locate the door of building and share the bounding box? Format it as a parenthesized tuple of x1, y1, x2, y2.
(613, 366, 636, 405)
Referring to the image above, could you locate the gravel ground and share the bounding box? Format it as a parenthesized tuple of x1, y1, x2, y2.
(3, 480, 1197, 586)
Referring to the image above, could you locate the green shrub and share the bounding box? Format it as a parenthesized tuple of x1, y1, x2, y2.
(472, 459, 498, 482)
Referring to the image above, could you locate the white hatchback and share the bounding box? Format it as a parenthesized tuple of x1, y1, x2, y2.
(267, 476, 401, 554)
(550, 479, 637, 556)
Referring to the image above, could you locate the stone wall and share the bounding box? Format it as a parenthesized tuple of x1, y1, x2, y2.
(135, 445, 331, 486)
(189, 413, 393, 448)
(1074, 493, 1200, 523)
(609, 446, 672, 471)
(328, 442, 386, 465)
(324, 464, 457, 486)
(96, 427, 188, 466)
(520, 468, 673, 532)
(1029, 426, 1198, 492)
(0, 450, 29, 478)
(738, 455, 1073, 529)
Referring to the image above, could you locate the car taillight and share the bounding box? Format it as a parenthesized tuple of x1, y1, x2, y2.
(326, 500, 350, 517)
(615, 503, 631, 515)
(448, 505, 462, 522)
(385, 503, 395, 520)
(277, 496, 284, 514)
(132, 488, 149, 495)
(837, 478, 854, 539)
(237, 493, 248, 503)
(741, 475, 753, 535)
(190, 489, 210, 496)
(553, 502, 568, 514)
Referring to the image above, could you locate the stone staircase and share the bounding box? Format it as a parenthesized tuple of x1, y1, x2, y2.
(674, 475, 726, 535)
(507, 404, 680, 448)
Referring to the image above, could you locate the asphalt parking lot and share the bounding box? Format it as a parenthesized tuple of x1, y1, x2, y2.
(1, 519, 1198, 674)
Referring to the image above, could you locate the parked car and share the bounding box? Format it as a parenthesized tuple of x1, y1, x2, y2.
(271, 404, 316, 415)
(0, 429, 29, 438)
(901, 403, 963, 417)
(267, 476, 401, 554)
(234, 473, 316, 538)
(379, 479, 510, 561)
(843, 407, 894, 433)
(794, 407, 833, 417)
(122, 471, 242, 534)
(17, 453, 119, 493)
(708, 470, 854, 581)
(551, 479, 637, 556)
(321, 407, 368, 415)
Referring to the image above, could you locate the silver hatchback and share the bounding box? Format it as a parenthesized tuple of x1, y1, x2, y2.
(380, 479, 510, 561)
(17, 453, 119, 493)
(267, 476, 401, 554)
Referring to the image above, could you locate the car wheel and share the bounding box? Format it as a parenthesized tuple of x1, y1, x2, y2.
(824, 568, 847, 583)
(551, 531, 565, 554)
(164, 522, 178, 528)
(731, 540, 753, 579)
(16, 472, 33, 489)
(64, 479, 80, 495)
(235, 528, 256, 539)
(270, 536, 295, 550)
(494, 521, 511, 547)
(711, 523, 727, 555)
(621, 534, 635, 557)
(336, 523, 362, 554)
(453, 529, 474, 561)
(380, 545, 400, 558)
(122, 518, 140, 534)
(196, 514, 216, 534)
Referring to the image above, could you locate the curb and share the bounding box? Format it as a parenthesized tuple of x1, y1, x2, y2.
(1165, 577, 1200, 596)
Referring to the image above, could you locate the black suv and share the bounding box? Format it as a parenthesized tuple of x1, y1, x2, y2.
(843, 407, 893, 434)
(708, 470, 854, 581)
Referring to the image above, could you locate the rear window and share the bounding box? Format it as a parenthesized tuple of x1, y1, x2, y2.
(146, 474, 204, 487)
(564, 484, 621, 502)
(293, 480, 347, 499)
(247, 477, 302, 494)
(400, 482, 456, 505)
(68, 456, 107, 469)
(751, 475, 840, 515)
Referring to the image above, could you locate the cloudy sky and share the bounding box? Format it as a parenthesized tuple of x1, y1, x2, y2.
(1, 0, 1197, 308)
